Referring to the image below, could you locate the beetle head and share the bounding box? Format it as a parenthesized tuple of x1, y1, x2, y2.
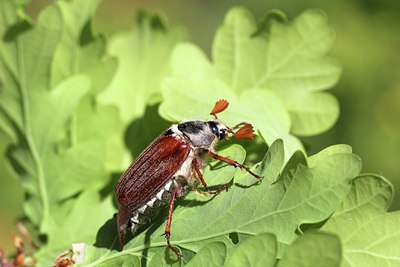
(209, 100, 255, 141)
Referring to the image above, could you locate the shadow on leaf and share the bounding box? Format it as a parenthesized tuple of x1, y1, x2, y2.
(125, 102, 170, 160)
(3, 20, 32, 42)
(94, 216, 119, 250)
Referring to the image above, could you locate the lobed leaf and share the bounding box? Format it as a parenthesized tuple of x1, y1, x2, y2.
(220, 232, 341, 267)
(186, 242, 227, 267)
(277, 232, 342, 267)
(80, 139, 361, 265)
(321, 175, 400, 266)
(159, 8, 342, 158)
(159, 43, 302, 159)
(80, 144, 247, 266)
(98, 11, 186, 123)
(97, 10, 187, 171)
(1, 3, 394, 267)
(223, 233, 277, 267)
(35, 192, 115, 266)
(0, 0, 119, 264)
(212, 7, 341, 136)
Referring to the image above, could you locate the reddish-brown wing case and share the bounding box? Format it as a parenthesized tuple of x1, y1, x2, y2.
(115, 133, 191, 247)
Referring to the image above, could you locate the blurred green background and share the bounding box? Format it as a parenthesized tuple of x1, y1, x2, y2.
(1, 0, 399, 255)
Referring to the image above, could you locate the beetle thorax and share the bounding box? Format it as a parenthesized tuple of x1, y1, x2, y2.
(173, 120, 223, 150)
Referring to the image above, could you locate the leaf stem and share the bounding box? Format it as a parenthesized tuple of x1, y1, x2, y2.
(17, 39, 50, 222)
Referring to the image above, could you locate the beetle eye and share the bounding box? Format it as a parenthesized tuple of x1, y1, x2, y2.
(208, 121, 228, 140)
(207, 121, 220, 137)
(219, 129, 226, 140)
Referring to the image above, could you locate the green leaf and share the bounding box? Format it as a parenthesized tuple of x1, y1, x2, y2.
(307, 144, 352, 167)
(16, 75, 91, 224)
(148, 246, 182, 267)
(98, 10, 186, 122)
(0, 2, 71, 225)
(186, 242, 227, 267)
(124, 102, 171, 160)
(79, 139, 361, 265)
(212, 7, 341, 136)
(159, 6, 342, 157)
(50, 0, 116, 93)
(0, 2, 62, 137)
(0, 1, 119, 263)
(80, 141, 274, 266)
(223, 233, 277, 267)
(35, 191, 115, 266)
(51, 0, 120, 171)
(277, 232, 341, 267)
(2, 3, 391, 267)
(321, 174, 400, 266)
(159, 43, 303, 158)
(84, 244, 142, 267)
(213, 7, 264, 93)
(97, 10, 186, 171)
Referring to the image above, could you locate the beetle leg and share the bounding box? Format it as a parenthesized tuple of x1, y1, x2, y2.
(208, 151, 262, 179)
(193, 181, 211, 197)
(192, 158, 228, 195)
(165, 187, 184, 257)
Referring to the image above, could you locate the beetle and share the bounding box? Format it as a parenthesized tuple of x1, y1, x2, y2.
(115, 100, 262, 257)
